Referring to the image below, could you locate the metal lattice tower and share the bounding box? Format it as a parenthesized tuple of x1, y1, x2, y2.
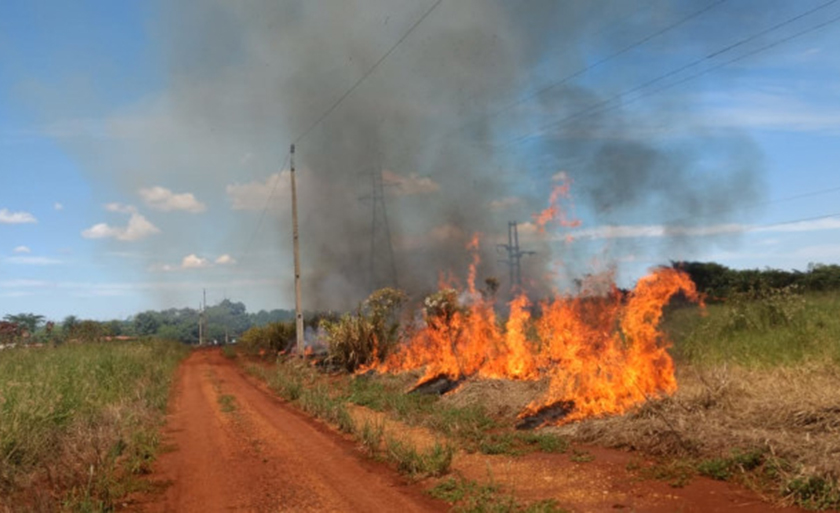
(365, 169, 399, 292)
(498, 221, 535, 291)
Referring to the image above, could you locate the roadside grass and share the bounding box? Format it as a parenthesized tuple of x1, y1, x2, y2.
(248, 362, 455, 478)
(0, 340, 187, 511)
(429, 476, 569, 513)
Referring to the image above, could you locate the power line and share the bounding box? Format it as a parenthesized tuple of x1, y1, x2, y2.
(650, 184, 840, 229)
(382, 0, 727, 175)
(500, 0, 840, 148)
(293, 0, 444, 145)
(242, 1, 444, 262)
(240, 154, 291, 264)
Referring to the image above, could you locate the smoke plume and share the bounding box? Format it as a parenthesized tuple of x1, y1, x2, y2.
(43, 0, 764, 309)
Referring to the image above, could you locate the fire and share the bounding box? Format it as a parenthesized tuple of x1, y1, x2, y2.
(362, 180, 700, 425)
(533, 179, 582, 232)
(365, 245, 698, 426)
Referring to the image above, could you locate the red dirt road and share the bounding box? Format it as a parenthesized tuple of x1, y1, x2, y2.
(133, 350, 445, 512)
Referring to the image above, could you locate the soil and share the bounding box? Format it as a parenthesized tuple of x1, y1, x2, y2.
(127, 350, 446, 512)
(129, 350, 809, 512)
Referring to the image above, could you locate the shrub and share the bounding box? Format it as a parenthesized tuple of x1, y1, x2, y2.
(239, 321, 295, 355)
(322, 288, 406, 372)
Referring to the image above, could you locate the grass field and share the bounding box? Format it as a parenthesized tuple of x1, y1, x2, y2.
(0, 340, 187, 511)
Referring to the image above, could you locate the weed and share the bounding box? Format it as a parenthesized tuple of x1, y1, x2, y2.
(570, 449, 594, 463)
(515, 432, 569, 454)
(218, 394, 237, 413)
(785, 475, 840, 510)
(221, 345, 237, 359)
(429, 477, 569, 513)
(640, 460, 694, 488)
(385, 437, 453, 477)
(357, 420, 385, 455)
(697, 458, 731, 481)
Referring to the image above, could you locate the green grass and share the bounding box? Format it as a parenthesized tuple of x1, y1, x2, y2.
(429, 477, 569, 512)
(0, 340, 187, 510)
(384, 437, 454, 477)
(667, 291, 840, 366)
(218, 394, 237, 413)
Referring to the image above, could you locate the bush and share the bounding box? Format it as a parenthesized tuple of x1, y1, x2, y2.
(322, 288, 406, 372)
(239, 321, 295, 355)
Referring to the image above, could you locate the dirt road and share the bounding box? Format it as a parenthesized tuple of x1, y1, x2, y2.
(134, 350, 445, 512)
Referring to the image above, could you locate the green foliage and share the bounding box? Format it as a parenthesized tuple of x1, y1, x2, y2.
(429, 477, 569, 513)
(785, 476, 840, 510)
(673, 261, 840, 301)
(384, 437, 453, 477)
(2, 313, 44, 334)
(698, 449, 766, 481)
(0, 340, 187, 509)
(239, 321, 296, 355)
(322, 287, 407, 372)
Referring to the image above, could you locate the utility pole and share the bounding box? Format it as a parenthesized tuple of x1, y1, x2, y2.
(497, 221, 535, 291)
(198, 301, 203, 346)
(290, 144, 304, 357)
(364, 166, 398, 292)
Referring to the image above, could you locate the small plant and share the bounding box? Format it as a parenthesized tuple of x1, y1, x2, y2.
(697, 458, 731, 481)
(570, 449, 594, 463)
(357, 420, 385, 455)
(385, 437, 453, 477)
(785, 475, 840, 510)
(515, 432, 569, 454)
(218, 394, 237, 413)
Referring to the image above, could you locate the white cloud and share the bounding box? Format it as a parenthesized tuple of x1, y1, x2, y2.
(139, 186, 206, 213)
(226, 172, 289, 211)
(181, 254, 210, 269)
(519, 216, 840, 243)
(13, 245, 31, 254)
(104, 203, 137, 214)
(82, 206, 160, 242)
(215, 254, 236, 265)
(382, 170, 440, 196)
(5, 256, 63, 265)
(54, 202, 64, 211)
(0, 209, 37, 224)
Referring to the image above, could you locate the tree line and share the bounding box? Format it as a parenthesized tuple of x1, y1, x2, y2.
(0, 300, 296, 346)
(672, 261, 840, 301)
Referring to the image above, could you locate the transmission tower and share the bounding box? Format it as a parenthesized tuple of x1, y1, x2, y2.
(497, 221, 535, 291)
(363, 168, 399, 292)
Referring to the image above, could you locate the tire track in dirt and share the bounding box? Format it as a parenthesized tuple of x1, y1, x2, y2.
(131, 350, 446, 512)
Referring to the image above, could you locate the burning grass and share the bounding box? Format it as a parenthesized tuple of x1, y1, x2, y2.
(0, 340, 187, 511)
(363, 252, 698, 427)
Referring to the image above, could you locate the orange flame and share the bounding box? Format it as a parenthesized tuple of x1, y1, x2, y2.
(363, 179, 699, 425)
(366, 258, 698, 425)
(533, 178, 582, 232)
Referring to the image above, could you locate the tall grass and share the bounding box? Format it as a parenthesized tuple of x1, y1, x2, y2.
(0, 340, 187, 510)
(667, 289, 840, 366)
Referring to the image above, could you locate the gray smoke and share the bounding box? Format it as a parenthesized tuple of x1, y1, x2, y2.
(43, 0, 765, 309)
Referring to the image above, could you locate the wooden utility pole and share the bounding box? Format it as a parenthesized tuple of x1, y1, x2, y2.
(290, 144, 304, 356)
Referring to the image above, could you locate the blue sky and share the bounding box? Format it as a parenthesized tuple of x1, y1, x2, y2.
(1, 0, 839, 320)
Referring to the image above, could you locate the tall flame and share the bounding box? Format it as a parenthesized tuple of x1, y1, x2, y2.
(364, 180, 700, 425)
(365, 247, 698, 425)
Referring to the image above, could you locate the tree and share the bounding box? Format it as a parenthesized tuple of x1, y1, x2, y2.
(62, 315, 79, 338)
(3, 313, 44, 335)
(134, 311, 161, 336)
